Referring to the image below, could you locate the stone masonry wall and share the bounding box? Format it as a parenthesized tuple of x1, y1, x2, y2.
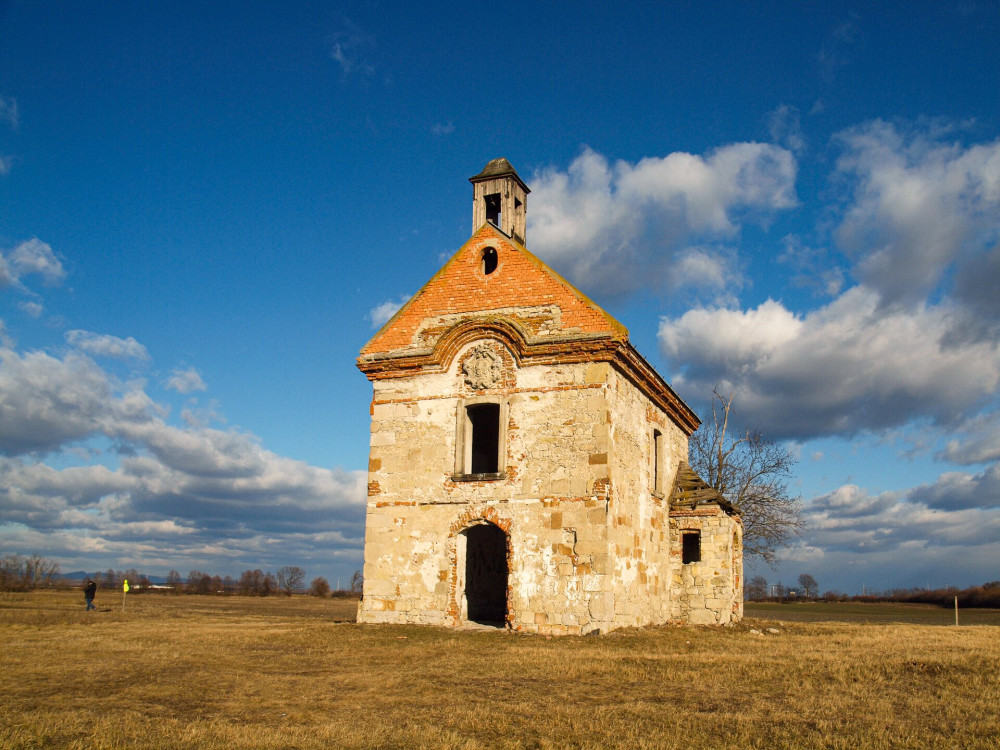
(604, 367, 688, 628)
(668, 509, 743, 624)
(358, 340, 619, 634)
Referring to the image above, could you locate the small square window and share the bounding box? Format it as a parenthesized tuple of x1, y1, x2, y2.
(682, 531, 701, 564)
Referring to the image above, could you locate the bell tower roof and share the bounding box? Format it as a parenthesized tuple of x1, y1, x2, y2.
(469, 158, 530, 192)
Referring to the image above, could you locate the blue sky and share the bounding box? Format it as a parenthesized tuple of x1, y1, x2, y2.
(2, 1, 999, 594)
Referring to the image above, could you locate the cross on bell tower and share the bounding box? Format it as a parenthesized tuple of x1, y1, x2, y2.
(469, 158, 530, 245)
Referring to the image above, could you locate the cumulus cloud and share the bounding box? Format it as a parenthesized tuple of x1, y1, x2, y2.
(65, 330, 150, 361)
(5, 238, 66, 286)
(0, 341, 367, 571)
(0, 347, 148, 455)
(908, 464, 1000, 511)
(166, 367, 207, 394)
(768, 473, 1000, 593)
(659, 286, 1000, 440)
(368, 295, 410, 329)
(527, 145, 797, 296)
(833, 121, 1000, 308)
(939, 411, 1000, 465)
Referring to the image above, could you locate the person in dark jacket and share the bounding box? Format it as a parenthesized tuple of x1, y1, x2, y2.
(84, 579, 97, 611)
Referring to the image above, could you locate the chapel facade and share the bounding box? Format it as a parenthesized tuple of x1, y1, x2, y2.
(356, 159, 742, 635)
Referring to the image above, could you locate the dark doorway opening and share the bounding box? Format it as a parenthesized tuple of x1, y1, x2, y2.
(464, 523, 508, 625)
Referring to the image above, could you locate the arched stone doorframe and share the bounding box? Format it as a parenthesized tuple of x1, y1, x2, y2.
(447, 505, 513, 628)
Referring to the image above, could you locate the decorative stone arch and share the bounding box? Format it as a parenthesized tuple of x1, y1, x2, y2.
(447, 506, 513, 627)
(434, 317, 530, 374)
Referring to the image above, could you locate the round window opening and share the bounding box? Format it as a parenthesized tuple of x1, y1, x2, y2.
(481, 247, 498, 275)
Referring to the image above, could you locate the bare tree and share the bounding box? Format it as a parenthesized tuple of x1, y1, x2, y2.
(239, 569, 262, 596)
(260, 571, 276, 597)
(309, 577, 331, 597)
(0, 554, 60, 591)
(798, 573, 818, 598)
(276, 566, 306, 596)
(746, 575, 769, 601)
(349, 569, 363, 594)
(166, 570, 182, 592)
(689, 390, 803, 565)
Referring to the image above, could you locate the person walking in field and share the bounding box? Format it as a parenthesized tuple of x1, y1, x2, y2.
(84, 579, 97, 611)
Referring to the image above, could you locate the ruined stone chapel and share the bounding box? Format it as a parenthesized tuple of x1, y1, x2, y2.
(356, 159, 742, 635)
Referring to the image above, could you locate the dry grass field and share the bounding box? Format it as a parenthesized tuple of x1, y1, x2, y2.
(745, 600, 1000, 625)
(2, 591, 999, 750)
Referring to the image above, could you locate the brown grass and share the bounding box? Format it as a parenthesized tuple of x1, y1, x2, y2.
(2, 591, 999, 749)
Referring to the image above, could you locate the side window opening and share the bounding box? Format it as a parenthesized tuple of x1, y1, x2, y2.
(682, 531, 701, 564)
(467, 403, 500, 474)
(652, 428, 663, 494)
(485, 193, 502, 228)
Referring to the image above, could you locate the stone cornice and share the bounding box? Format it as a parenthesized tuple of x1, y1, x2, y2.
(357, 315, 700, 436)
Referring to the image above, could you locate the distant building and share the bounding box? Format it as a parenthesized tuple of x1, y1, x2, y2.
(356, 159, 742, 634)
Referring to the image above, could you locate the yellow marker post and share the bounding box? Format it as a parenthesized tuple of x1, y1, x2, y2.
(122, 578, 129, 612)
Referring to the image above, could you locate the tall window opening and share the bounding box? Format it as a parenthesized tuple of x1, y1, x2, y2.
(485, 193, 502, 228)
(481, 247, 498, 275)
(467, 403, 500, 474)
(462, 523, 508, 625)
(682, 531, 701, 564)
(652, 429, 663, 494)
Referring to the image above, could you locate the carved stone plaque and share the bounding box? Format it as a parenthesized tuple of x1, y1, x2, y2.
(463, 345, 503, 390)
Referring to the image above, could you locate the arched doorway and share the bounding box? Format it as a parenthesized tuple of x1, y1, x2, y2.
(462, 523, 508, 625)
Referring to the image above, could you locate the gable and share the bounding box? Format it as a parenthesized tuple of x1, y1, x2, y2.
(360, 223, 627, 360)
(358, 223, 700, 435)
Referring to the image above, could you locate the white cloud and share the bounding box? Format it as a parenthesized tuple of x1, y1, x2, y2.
(0, 347, 142, 455)
(368, 295, 409, 329)
(0, 155, 10, 176)
(668, 246, 743, 303)
(833, 121, 1000, 307)
(166, 367, 207, 394)
(65, 330, 150, 361)
(18, 301, 43, 318)
(7, 238, 66, 286)
(909, 464, 1000, 511)
(939, 412, 1000, 465)
(0, 339, 367, 572)
(431, 121, 455, 136)
(659, 286, 1000, 439)
(804, 478, 1000, 558)
(527, 145, 797, 296)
